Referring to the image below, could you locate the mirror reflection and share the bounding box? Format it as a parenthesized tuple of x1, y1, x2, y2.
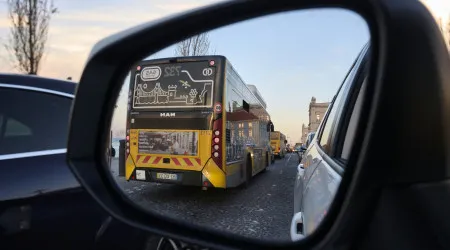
(108, 8, 370, 242)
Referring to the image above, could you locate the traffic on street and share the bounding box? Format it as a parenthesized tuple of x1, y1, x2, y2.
(110, 153, 301, 241)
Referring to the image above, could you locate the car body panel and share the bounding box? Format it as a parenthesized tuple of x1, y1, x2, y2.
(0, 151, 79, 200)
(302, 159, 341, 235)
(0, 74, 149, 249)
(291, 44, 369, 240)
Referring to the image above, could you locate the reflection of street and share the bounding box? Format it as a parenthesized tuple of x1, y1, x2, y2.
(110, 153, 299, 242)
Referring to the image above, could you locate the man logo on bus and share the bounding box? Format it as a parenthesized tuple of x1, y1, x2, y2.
(214, 102, 222, 113)
(160, 112, 176, 117)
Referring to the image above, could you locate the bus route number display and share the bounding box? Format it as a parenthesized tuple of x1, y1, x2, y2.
(163, 66, 182, 77)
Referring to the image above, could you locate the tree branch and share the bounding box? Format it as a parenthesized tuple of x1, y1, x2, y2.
(4, 0, 56, 74)
(174, 32, 212, 57)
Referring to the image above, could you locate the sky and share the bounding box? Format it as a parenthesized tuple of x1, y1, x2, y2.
(0, 0, 448, 143)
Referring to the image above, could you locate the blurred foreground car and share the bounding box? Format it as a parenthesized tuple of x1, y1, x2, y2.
(291, 44, 368, 240)
(0, 74, 149, 250)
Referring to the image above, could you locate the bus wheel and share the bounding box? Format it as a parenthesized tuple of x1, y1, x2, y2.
(244, 155, 252, 188)
(262, 153, 269, 172)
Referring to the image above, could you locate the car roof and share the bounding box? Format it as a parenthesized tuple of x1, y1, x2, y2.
(0, 73, 77, 95)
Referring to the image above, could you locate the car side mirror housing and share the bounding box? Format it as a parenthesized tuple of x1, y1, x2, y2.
(66, 0, 450, 249)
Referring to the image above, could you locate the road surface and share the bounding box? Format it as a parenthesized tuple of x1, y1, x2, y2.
(110, 153, 300, 242)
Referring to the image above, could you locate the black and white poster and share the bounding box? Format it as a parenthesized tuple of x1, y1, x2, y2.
(132, 61, 215, 109)
(138, 131, 198, 156)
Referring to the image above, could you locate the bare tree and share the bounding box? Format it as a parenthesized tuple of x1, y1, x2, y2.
(175, 33, 212, 56)
(5, 0, 57, 75)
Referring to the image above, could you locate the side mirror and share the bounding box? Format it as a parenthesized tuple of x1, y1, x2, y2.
(66, 0, 449, 248)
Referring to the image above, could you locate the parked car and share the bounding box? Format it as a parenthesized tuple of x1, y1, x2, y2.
(0, 74, 150, 250)
(301, 132, 316, 152)
(291, 43, 369, 240)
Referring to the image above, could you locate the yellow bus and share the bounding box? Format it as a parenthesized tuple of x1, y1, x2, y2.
(124, 56, 274, 189)
(270, 131, 287, 158)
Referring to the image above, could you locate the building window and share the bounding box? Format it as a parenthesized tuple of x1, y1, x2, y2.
(316, 114, 320, 122)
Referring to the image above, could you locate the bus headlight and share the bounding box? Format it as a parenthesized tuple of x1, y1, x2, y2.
(213, 152, 219, 158)
(214, 138, 220, 143)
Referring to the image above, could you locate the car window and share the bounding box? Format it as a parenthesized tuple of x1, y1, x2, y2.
(341, 77, 367, 160)
(0, 115, 3, 135)
(308, 133, 315, 146)
(319, 47, 367, 155)
(0, 88, 72, 155)
(319, 76, 352, 153)
(5, 118, 32, 137)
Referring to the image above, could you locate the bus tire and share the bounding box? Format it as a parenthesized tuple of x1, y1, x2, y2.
(262, 153, 269, 172)
(244, 155, 252, 188)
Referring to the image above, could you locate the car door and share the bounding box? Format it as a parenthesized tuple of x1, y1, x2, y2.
(0, 84, 106, 249)
(291, 44, 370, 240)
(304, 48, 369, 235)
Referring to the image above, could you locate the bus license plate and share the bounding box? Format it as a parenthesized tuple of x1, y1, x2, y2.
(156, 173, 178, 180)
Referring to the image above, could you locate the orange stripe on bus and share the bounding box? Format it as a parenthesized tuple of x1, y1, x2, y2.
(184, 158, 193, 166)
(142, 156, 151, 163)
(153, 157, 162, 164)
(172, 158, 181, 166)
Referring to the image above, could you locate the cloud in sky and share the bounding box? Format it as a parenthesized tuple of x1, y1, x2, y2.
(0, 0, 447, 78)
(0, 0, 225, 80)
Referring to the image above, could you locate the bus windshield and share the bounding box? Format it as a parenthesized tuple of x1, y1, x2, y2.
(132, 60, 216, 109)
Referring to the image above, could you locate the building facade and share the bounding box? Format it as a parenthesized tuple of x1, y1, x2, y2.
(301, 97, 330, 143)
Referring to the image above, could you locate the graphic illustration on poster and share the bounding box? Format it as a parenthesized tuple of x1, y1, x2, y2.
(133, 70, 213, 108)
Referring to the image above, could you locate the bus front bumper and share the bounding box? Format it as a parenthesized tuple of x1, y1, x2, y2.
(131, 168, 204, 186)
(129, 165, 226, 188)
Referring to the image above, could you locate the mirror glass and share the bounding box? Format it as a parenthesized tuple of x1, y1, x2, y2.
(108, 8, 370, 242)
